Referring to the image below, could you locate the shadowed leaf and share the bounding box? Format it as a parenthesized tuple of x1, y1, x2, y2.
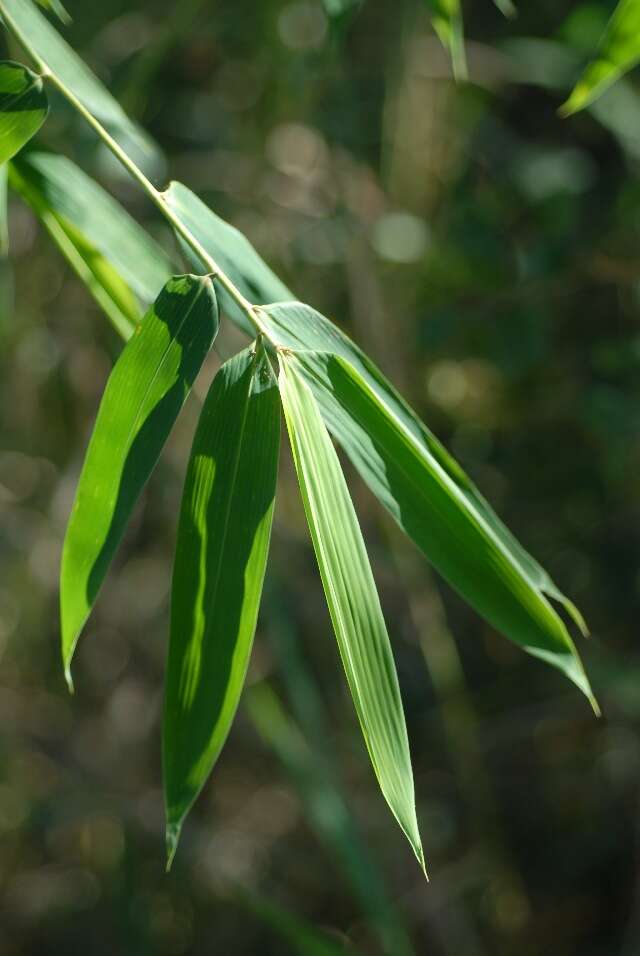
(0, 0, 159, 166)
(163, 343, 279, 865)
(35, 0, 70, 24)
(0, 60, 48, 163)
(61, 275, 218, 685)
(10, 151, 174, 334)
(279, 355, 425, 872)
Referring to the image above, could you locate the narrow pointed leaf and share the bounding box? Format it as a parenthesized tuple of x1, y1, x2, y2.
(61, 275, 218, 684)
(424, 0, 467, 80)
(265, 303, 596, 708)
(153, 186, 593, 700)
(560, 0, 640, 115)
(279, 355, 424, 872)
(0, 61, 48, 163)
(163, 344, 279, 864)
(162, 180, 293, 331)
(0, 0, 159, 165)
(35, 0, 70, 24)
(10, 151, 174, 316)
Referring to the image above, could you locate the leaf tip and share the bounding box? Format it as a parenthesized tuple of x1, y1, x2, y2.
(165, 821, 182, 872)
(64, 662, 75, 695)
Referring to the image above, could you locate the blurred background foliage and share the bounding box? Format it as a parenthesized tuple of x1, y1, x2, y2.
(0, 0, 639, 953)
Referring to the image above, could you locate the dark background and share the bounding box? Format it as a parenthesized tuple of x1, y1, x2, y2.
(0, 1, 639, 953)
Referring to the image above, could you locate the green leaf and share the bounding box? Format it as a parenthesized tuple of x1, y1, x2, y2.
(35, 0, 70, 24)
(424, 0, 467, 80)
(60, 275, 219, 685)
(493, 0, 516, 17)
(153, 185, 594, 703)
(0, 0, 158, 164)
(263, 302, 596, 709)
(0, 60, 48, 163)
(560, 0, 640, 115)
(163, 343, 280, 865)
(10, 151, 174, 334)
(279, 355, 425, 873)
(162, 180, 293, 332)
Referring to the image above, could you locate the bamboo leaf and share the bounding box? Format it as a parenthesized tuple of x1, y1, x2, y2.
(0, 60, 48, 163)
(561, 0, 640, 115)
(424, 0, 467, 80)
(152, 185, 594, 703)
(163, 343, 279, 865)
(162, 180, 293, 332)
(263, 303, 596, 708)
(279, 355, 425, 873)
(61, 275, 218, 685)
(10, 151, 174, 334)
(0, 0, 158, 164)
(35, 0, 70, 24)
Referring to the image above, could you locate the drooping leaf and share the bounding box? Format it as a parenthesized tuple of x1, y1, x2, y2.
(0, 60, 48, 164)
(162, 180, 293, 332)
(35, 0, 70, 24)
(264, 302, 596, 709)
(10, 151, 174, 333)
(424, 0, 467, 80)
(156, 186, 594, 700)
(60, 275, 218, 685)
(279, 354, 425, 872)
(0, 0, 159, 165)
(163, 343, 279, 865)
(560, 0, 640, 115)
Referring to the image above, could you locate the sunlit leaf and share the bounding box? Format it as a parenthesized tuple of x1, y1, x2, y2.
(424, 0, 467, 80)
(0, 0, 159, 165)
(561, 0, 640, 115)
(61, 275, 218, 685)
(35, 0, 70, 24)
(0, 60, 48, 164)
(10, 151, 174, 334)
(162, 180, 293, 332)
(279, 354, 425, 872)
(163, 343, 279, 864)
(263, 303, 596, 708)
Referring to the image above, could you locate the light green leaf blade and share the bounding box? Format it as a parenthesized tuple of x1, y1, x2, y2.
(0, 0, 158, 164)
(279, 355, 425, 873)
(10, 151, 174, 329)
(0, 60, 48, 163)
(263, 302, 596, 708)
(35, 0, 70, 24)
(162, 180, 293, 332)
(424, 0, 467, 80)
(61, 275, 219, 685)
(163, 343, 280, 865)
(561, 0, 640, 115)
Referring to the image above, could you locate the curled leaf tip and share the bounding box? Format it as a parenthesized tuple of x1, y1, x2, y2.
(64, 662, 74, 695)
